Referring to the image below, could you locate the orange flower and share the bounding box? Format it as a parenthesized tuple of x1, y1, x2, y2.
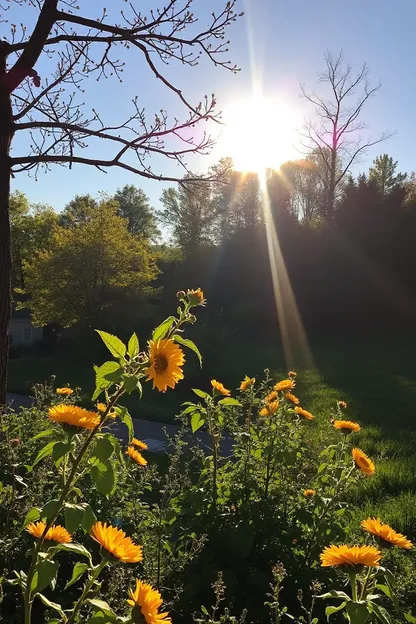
(132, 438, 148, 450)
(265, 390, 278, 403)
(127, 446, 147, 467)
(187, 288, 206, 306)
(274, 379, 296, 392)
(128, 579, 171, 624)
(285, 392, 300, 405)
(294, 406, 314, 420)
(304, 489, 316, 497)
(288, 371, 297, 379)
(147, 339, 185, 392)
(259, 401, 279, 417)
(26, 521, 72, 544)
(361, 517, 413, 549)
(333, 420, 360, 434)
(56, 387, 73, 396)
(48, 404, 100, 430)
(239, 376, 255, 391)
(211, 379, 231, 396)
(338, 400, 347, 409)
(90, 521, 143, 563)
(352, 448, 375, 476)
(320, 544, 381, 568)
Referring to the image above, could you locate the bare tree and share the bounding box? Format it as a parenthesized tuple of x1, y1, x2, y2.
(300, 50, 392, 222)
(0, 0, 242, 402)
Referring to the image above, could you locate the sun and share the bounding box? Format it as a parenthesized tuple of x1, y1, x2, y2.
(219, 96, 300, 173)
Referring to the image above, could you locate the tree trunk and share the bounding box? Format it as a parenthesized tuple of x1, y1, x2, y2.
(326, 148, 337, 222)
(0, 46, 13, 405)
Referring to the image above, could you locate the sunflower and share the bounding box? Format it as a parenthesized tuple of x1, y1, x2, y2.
(187, 288, 206, 306)
(294, 406, 315, 420)
(361, 517, 413, 549)
(333, 420, 361, 434)
(259, 401, 279, 417)
(26, 521, 72, 544)
(127, 446, 147, 467)
(352, 448, 375, 476)
(320, 544, 381, 568)
(90, 522, 143, 563)
(48, 404, 100, 430)
(146, 339, 185, 392)
(132, 438, 148, 450)
(304, 489, 316, 497)
(211, 379, 231, 396)
(128, 579, 172, 624)
(239, 376, 255, 391)
(56, 387, 73, 396)
(285, 392, 300, 405)
(288, 371, 297, 379)
(265, 390, 278, 403)
(274, 379, 296, 392)
(338, 400, 347, 409)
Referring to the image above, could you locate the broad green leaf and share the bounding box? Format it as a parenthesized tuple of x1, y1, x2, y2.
(127, 332, 139, 358)
(319, 590, 350, 601)
(96, 330, 126, 359)
(376, 584, 392, 599)
(52, 441, 71, 467)
(64, 503, 87, 534)
(81, 504, 97, 533)
(31, 559, 58, 593)
(181, 405, 197, 416)
(93, 436, 114, 462)
(345, 601, 370, 624)
(32, 429, 55, 441)
(173, 335, 202, 367)
(115, 406, 133, 443)
(90, 460, 115, 496)
(152, 316, 175, 341)
(32, 441, 57, 467)
(95, 361, 123, 382)
(191, 413, 205, 433)
(36, 593, 66, 620)
(192, 388, 210, 399)
(405, 614, 416, 623)
(87, 598, 117, 621)
(22, 507, 41, 529)
(218, 397, 242, 407)
(55, 542, 93, 564)
(201, 606, 209, 616)
(41, 499, 61, 522)
(368, 602, 393, 624)
(326, 602, 346, 617)
(65, 562, 89, 589)
(122, 374, 139, 394)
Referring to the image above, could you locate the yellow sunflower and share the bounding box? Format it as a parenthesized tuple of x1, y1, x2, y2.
(211, 379, 231, 396)
(187, 288, 206, 306)
(274, 379, 296, 392)
(294, 406, 315, 420)
(127, 446, 147, 467)
(338, 400, 347, 409)
(285, 392, 300, 405)
(48, 404, 100, 430)
(26, 521, 72, 544)
(304, 489, 316, 497)
(265, 390, 278, 403)
(320, 544, 381, 568)
(259, 400, 279, 417)
(56, 387, 73, 396)
(90, 522, 143, 563)
(361, 518, 413, 549)
(146, 339, 185, 392)
(288, 371, 297, 379)
(239, 376, 255, 391)
(352, 448, 375, 476)
(333, 420, 361, 434)
(128, 579, 172, 624)
(132, 438, 148, 450)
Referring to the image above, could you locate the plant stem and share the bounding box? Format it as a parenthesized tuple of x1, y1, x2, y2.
(350, 573, 358, 602)
(68, 559, 106, 623)
(359, 566, 372, 601)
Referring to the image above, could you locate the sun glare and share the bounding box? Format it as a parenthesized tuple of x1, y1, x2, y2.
(219, 96, 300, 173)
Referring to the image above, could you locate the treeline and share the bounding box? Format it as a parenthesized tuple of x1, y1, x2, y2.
(11, 152, 416, 343)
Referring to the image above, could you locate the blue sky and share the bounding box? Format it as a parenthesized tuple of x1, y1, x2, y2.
(8, 0, 416, 211)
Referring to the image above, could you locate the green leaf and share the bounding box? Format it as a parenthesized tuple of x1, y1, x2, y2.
(192, 388, 210, 399)
(55, 542, 92, 562)
(31, 558, 58, 593)
(122, 374, 140, 394)
(32, 441, 57, 467)
(81, 504, 97, 533)
(368, 602, 393, 624)
(318, 462, 328, 474)
(115, 406, 133, 443)
(173, 335, 202, 367)
(181, 405, 197, 416)
(376, 584, 392, 599)
(218, 397, 242, 407)
(87, 598, 117, 621)
(319, 591, 350, 601)
(127, 332, 139, 358)
(201, 606, 209, 616)
(36, 593, 66, 620)
(345, 601, 370, 624)
(191, 412, 205, 433)
(93, 436, 114, 462)
(90, 460, 115, 496)
(65, 562, 89, 589)
(326, 602, 346, 618)
(32, 429, 55, 441)
(152, 316, 175, 341)
(96, 330, 126, 359)
(95, 361, 123, 383)
(22, 507, 41, 529)
(52, 441, 71, 467)
(405, 614, 416, 623)
(41, 499, 61, 522)
(64, 503, 87, 534)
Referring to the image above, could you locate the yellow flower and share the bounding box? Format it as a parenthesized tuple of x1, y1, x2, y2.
(338, 400, 347, 409)
(128, 579, 172, 624)
(187, 288, 206, 306)
(26, 521, 72, 544)
(274, 379, 296, 392)
(132, 438, 148, 450)
(304, 489, 316, 497)
(56, 387, 73, 396)
(361, 518, 413, 550)
(90, 521, 143, 563)
(333, 420, 360, 434)
(239, 376, 255, 391)
(211, 379, 231, 396)
(285, 392, 300, 405)
(48, 404, 100, 430)
(147, 339, 185, 392)
(288, 371, 297, 379)
(265, 390, 278, 403)
(320, 544, 381, 568)
(259, 401, 279, 417)
(127, 446, 147, 467)
(294, 406, 314, 420)
(352, 448, 375, 476)
(97, 403, 107, 412)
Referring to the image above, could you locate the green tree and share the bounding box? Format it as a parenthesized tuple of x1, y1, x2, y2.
(368, 154, 407, 200)
(59, 194, 98, 228)
(114, 185, 160, 241)
(24, 201, 159, 330)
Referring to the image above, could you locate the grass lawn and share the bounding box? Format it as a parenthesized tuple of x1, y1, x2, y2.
(7, 336, 416, 536)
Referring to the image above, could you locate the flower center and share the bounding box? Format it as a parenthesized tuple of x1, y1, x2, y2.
(154, 354, 168, 374)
